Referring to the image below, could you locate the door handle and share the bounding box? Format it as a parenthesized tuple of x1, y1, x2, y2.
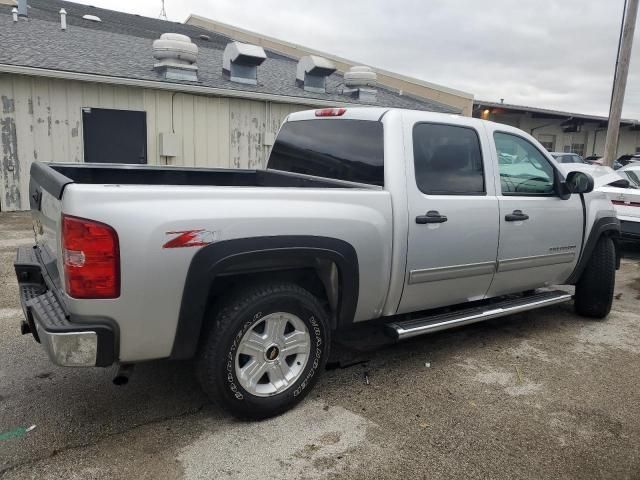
(416, 210, 448, 224)
(505, 209, 529, 222)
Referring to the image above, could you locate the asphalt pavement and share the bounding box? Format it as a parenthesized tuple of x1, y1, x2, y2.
(1, 211, 640, 479)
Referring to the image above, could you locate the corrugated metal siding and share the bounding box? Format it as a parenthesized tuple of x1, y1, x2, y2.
(0, 73, 307, 211)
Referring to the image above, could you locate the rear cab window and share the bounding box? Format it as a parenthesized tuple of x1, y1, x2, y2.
(268, 119, 384, 186)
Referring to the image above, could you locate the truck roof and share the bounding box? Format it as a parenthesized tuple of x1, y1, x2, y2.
(286, 107, 475, 123)
(286, 107, 508, 134)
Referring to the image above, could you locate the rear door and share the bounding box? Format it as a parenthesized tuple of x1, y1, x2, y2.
(397, 120, 500, 314)
(487, 130, 583, 296)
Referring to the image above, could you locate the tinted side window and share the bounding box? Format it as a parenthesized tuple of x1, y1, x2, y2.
(495, 132, 555, 195)
(268, 119, 384, 186)
(413, 123, 485, 195)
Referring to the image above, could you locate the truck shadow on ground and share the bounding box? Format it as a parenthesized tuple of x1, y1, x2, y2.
(621, 241, 640, 261)
(17, 303, 581, 418)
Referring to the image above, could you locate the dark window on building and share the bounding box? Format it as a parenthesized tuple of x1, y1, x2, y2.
(571, 143, 585, 157)
(268, 119, 384, 186)
(537, 134, 555, 152)
(412, 123, 485, 195)
(82, 108, 147, 164)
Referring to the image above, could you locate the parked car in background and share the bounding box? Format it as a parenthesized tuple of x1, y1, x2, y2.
(594, 165, 640, 241)
(550, 152, 586, 164)
(616, 154, 640, 167)
(618, 164, 640, 188)
(585, 155, 603, 164)
(583, 155, 624, 170)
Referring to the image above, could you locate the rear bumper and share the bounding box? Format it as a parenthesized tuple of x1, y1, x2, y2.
(15, 246, 117, 367)
(620, 220, 640, 240)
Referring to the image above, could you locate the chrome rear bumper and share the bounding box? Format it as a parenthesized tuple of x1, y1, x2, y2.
(15, 245, 116, 367)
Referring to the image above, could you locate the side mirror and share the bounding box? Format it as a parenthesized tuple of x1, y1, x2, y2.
(564, 171, 594, 194)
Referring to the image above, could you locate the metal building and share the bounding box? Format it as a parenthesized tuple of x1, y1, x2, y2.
(474, 100, 640, 158)
(0, 0, 468, 212)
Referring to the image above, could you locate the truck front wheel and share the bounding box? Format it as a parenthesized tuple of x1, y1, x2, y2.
(574, 236, 616, 319)
(197, 282, 330, 419)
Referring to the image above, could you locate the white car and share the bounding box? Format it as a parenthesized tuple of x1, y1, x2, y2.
(597, 165, 640, 240)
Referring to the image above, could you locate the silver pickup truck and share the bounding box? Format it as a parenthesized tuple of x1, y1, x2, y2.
(15, 107, 620, 419)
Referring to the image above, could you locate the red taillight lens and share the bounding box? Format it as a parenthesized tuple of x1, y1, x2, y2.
(315, 108, 346, 117)
(62, 215, 120, 299)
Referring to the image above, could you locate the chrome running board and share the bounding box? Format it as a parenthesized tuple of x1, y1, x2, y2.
(386, 290, 572, 340)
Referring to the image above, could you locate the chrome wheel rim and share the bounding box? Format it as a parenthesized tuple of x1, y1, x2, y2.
(235, 312, 311, 397)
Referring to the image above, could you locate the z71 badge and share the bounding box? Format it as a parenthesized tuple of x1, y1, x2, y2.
(163, 229, 218, 248)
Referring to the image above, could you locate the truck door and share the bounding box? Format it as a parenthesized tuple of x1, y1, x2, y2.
(487, 130, 583, 296)
(397, 121, 500, 314)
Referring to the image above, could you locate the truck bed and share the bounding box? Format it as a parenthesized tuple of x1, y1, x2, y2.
(32, 162, 369, 202)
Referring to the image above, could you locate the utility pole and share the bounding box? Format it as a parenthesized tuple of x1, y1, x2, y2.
(158, 0, 168, 20)
(603, 0, 638, 166)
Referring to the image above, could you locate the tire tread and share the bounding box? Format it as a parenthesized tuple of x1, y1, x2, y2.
(574, 236, 616, 319)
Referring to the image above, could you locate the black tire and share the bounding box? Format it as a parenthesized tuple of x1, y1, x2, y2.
(196, 282, 330, 420)
(574, 236, 616, 319)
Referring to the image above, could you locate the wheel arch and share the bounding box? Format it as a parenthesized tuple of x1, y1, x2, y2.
(170, 235, 359, 359)
(566, 215, 620, 285)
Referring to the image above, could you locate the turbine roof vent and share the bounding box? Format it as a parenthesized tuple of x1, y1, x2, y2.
(152, 32, 199, 82)
(223, 41, 267, 85)
(343, 65, 377, 102)
(344, 65, 377, 88)
(296, 55, 337, 93)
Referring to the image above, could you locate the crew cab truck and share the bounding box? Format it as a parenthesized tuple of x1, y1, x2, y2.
(15, 107, 619, 419)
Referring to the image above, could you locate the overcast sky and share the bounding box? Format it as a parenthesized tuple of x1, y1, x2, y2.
(73, 0, 640, 118)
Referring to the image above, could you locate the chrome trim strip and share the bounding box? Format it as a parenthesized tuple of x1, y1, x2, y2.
(389, 293, 572, 340)
(498, 252, 575, 272)
(408, 261, 496, 285)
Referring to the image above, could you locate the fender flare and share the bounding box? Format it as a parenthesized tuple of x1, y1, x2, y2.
(565, 215, 620, 285)
(170, 235, 359, 359)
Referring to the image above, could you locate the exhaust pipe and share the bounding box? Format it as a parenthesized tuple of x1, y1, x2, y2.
(113, 364, 134, 385)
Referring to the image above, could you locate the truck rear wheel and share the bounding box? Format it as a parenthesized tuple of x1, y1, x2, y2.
(574, 236, 616, 319)
(197, 282, 330, 419)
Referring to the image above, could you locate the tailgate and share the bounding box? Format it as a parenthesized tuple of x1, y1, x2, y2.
(28, 162, 74, 290)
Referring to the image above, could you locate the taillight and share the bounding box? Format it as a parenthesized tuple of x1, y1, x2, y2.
(62, 215, 120, 299)
(315, 108, 346, 117)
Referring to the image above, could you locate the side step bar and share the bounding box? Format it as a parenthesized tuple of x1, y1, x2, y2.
(386, 290, 572, 340)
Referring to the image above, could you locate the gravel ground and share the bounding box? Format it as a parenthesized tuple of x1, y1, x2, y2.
(1, 211, 639, 479)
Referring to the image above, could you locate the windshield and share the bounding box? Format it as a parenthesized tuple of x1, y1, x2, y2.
(622, 170, 640, 188)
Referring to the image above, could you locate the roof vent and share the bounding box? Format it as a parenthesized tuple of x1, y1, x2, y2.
(82, 14, 102, 22)
(296, 55, 336, 93)
(343, 66, 377, 102)
(153, 33, 198, 82)
(223, 41, 266, 85)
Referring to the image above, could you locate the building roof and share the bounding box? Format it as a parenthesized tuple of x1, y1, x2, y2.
(185, 13, 474, 115)
(0, 0, 460, 113)
(474, 99, 639, 126)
